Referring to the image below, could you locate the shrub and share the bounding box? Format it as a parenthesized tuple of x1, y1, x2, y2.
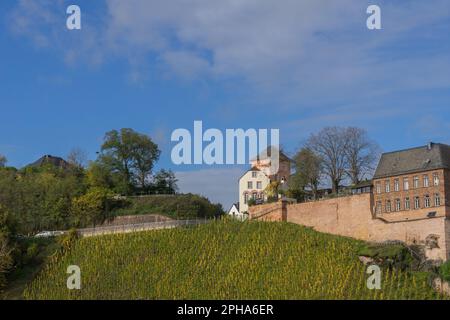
(439, 261, 450, 282)
(57, 229, 79, 252)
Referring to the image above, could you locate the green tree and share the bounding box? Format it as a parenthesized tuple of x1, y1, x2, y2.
(291, 147, 322, 200)
(264, 181, 282, 202)
(71, 187, 114, 227)
(99, 129, 161, 193)
(153, 169, 178, 194)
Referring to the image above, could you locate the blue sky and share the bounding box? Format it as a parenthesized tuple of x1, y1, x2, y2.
(0, 0, 449, 209)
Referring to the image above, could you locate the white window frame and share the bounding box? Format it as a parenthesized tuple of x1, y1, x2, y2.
(385, 180, 390, 193)
(247, 181, 253, 189)
(425, 195, 431, 208)
(414, 197, 420, 210)
(413, 176, 419, 189)
(403, 178, 409, 191)
(435, 193, 441, 207)
(395, 199, 401, 212)
(394, 179, 400, 192)
(405, 197, 410, 210)
(386, 200, 391, 213)
(423, 175, 429, 188)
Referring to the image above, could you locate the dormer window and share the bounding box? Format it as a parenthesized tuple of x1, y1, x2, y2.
(433, 173, 440, 186)
(252, 171, 257, 178)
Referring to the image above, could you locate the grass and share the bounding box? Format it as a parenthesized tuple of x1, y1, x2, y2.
(1, 237, 60, 300)
(22, 220, 444, 300)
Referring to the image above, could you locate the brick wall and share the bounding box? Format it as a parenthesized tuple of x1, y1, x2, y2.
(249, 194, 449, 260)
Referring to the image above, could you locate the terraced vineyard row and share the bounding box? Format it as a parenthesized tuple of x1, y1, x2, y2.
(24, 220, 444, 300)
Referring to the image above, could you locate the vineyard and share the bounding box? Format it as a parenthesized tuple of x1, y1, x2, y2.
(24, 220, 444, 300)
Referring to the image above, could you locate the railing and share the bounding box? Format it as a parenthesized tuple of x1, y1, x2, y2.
(78, 218, 211, 237)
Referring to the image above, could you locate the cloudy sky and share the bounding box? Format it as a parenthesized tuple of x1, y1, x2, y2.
(1, 0, 449, 209)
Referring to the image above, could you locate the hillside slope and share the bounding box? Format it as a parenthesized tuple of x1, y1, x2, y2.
(24, 221, 442, 300)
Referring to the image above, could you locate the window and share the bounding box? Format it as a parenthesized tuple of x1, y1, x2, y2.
(433, 173, 440, 186)
(405, 197, 410, 210)
(386, 200, 392, 213)
(435, 193, 441, 207)
(423, 175, 429, 188)
(395, 199, 401, 212)
(247, 181, 253, 189)
(376, 182, 381, 194)
(394, 179, 400, 192)
(414, 196, 420, 210)
(385, 180, 390, 193)
(252, 171, 257, 178)
(413, 176, 419, 189)
(244, 193, 248, 204)
(425, 195, 431, 208)
(256, 181, 262, 189)
(252, 192, 257, 199)
(403, 178, 409, 191)
(376, 201, 382, 214)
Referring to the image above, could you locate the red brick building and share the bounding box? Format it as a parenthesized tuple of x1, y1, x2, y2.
(372, 142, 450, 220)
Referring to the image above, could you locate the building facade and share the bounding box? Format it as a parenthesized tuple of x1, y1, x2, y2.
(372, 143, 450, 221)
(249, 142, 450, 261)
(238, 149, 292, 213)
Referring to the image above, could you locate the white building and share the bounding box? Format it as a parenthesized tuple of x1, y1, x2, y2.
(227, 203, 248, 220)
(238, 149, 293, 213)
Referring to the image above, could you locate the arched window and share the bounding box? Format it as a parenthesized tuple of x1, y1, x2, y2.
(425, 195, 431, 208)
(435, 194, 441, 207)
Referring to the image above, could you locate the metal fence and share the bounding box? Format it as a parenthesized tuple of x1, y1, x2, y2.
(78, 218, 211, 237)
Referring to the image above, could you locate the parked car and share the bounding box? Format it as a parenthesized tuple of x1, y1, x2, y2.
(34, 230, 65, 238)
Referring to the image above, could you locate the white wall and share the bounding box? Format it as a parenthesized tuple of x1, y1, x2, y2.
(239, 170, 270, 213)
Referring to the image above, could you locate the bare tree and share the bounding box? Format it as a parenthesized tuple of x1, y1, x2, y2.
(292, 147, 322, 199)
(344, 127, 381, 185)
(67, 148, 88, 168)
(307, 127, 349, 194)
(0, 155, 6, 168)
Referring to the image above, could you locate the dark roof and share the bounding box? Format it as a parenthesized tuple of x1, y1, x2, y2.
(374, 143, 450, 179)
(351, 180, 373, 189)
(28, 155, 70, 169)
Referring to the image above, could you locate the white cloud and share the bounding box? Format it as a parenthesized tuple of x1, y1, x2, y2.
(9, 0, 450, 100)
